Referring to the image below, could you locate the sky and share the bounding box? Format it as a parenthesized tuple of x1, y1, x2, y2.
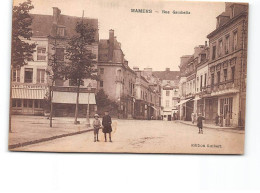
(14, 0, 225, 71)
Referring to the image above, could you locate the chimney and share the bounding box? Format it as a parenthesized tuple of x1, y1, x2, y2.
(205, 41, 208, 47)
(166, 68, 170, 71)
(53, 7, 61, 24)
(133, 66, 139, 71)
(108, 29, 114, 61)
(144, 68, 152, 72)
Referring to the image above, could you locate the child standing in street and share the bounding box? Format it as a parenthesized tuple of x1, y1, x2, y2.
(93, 114, 101, 142)
(102, 110, 113, 142)
(197, 113, 205, 134)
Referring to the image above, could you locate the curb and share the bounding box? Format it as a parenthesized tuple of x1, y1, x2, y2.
(176, 121, 244, 132)
(9, 128, 93, 150)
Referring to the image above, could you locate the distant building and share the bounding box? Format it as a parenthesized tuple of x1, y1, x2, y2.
(152, 68, 180, 121)
(178, 45, 208, 121)
(133, 67, 160, 120)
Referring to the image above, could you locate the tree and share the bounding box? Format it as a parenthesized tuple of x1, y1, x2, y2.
(12, 0, 36, 69)
(46, 38, 66, 127)
(66, 21, 97, 124)
(96, 89, 118, 116)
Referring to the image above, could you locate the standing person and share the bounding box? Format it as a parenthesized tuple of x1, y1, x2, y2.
(226, 111, 230, 126)
(219, 113, 224, 127)
(93, 114, 101, 142)
(191, 112, 194, 124)
(102, 110, 112, 142)
(215, 114, 219, 126)
(197, 113, 205, 134)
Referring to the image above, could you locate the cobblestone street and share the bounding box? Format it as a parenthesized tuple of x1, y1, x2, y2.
(12, 116, 244, 154)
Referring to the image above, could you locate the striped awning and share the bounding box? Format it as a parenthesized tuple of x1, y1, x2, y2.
(12, 88, 47, 99)
(52, 91, 96, 105)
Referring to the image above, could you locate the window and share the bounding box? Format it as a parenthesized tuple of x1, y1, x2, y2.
(166, 90, 170, 96)
(37, 69, 45, 83)
(212, 45, 216, 60)
(56, 48, 65, 61)
(211, 73, 214, 86)
(231, 66, 235, 82)
(100, 80, 103, 87)
(12, 99, 21, 107)
(231, 6, 235, 18)
(57, 27, 65, 36)
(34, 100, 40, 108)
(233, 31, 238, 51)
(166, 100, 170, 107)
(37, 46, 46, 61)
(12, 99, 17, 107)
(224, 69, 228, 81)
(225, 35, 230, 54)
(200, 75, 203, 91)
(197, 77, 199, 91)
(220, 97, 233, 119)
(12, 69, 20, 82)
(217, 71, 220, 84)
(218, 39, 223, 57)
(200, 54, 206, 63)
(24, 68, 33, 83)
(204, 73, 207, 87)
(100, 68, 104, 74)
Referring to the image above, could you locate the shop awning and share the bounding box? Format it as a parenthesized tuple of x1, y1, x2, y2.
(12, 88, 47, 99)
(176, 98, 193, 106)
(52, 91, 96, 104)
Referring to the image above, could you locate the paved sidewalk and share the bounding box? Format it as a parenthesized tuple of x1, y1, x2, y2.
(176, 120, 245, 134)
(9, 115, 94, 149)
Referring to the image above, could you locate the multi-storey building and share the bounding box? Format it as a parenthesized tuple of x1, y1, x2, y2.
(206, 3, 248, 127)
(11, 7, 99, 117)
(132, 68, 159, 120)
(152, 68, 180, 121)
(98, 29, 136, 118)
(195, 44, 210, 116)
(11, 36, 49, 115)
(178, 45, 208, 121)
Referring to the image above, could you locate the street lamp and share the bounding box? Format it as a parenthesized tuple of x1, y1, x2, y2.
(86, 83, 92, 127)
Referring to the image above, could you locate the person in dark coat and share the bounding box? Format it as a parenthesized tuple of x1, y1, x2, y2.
(215, 114, 219, 126)
(102, 111, 112, 142)
(197, 113, 205, 134)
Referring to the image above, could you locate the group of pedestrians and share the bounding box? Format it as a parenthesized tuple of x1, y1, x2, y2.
(191, 111, 232, 134)
(92, 110, 113, 142)
(215, 112, 231, 127)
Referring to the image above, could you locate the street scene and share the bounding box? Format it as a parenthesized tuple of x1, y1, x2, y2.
(9, 0, 248, 154)
(12, 116, 244, 154)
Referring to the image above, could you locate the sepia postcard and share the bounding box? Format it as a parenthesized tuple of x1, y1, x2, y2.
(9, 0, 248, 154)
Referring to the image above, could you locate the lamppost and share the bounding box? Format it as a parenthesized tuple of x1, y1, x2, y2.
(86, 83, 92, 127)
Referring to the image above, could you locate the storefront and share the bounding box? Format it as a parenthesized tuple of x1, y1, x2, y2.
(11, 84, 47, 115)
(52, 87, 96, 117)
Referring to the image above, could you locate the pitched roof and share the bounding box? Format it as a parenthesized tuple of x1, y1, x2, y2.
(30, 14, 99, 41)
(152, 71, 180, 81)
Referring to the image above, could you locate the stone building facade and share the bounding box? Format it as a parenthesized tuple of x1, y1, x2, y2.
(11, 7, 99, 117)
(98, 29, 136, 119)
(177, 2, 248, 128)
(206, 3, 248, 127)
